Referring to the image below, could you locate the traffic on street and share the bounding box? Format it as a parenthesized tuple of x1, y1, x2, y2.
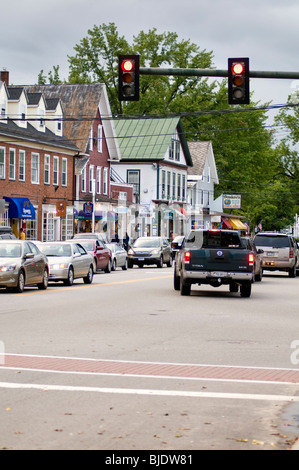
(1, 240, 299, 450)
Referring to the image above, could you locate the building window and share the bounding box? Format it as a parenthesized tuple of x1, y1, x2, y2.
(177, 174, 181, 200)
(96, 167, 101, 194)
(161, 170, 166, 199)
(89, 165, 94, 193)
(19, 150, 25, 181)
(182, 174, 186, 200)
(103, 167, 108, 195)
(9, 149, 16, 180)
(44, 154, 50, 185)
(89, 128, 93, 151)
(172, 173, 176, 200)
(31, 153, 40, 184)
(169, 133, 180, 161)
(62, 158, 67, 187)
(167, 171, 171, 199)
(98, 125, 103, 153)
(127, 170, 140, 202)
(53, 156, 59, 186)
(81, 166, 86, 192)
(0, 147, 5, 179)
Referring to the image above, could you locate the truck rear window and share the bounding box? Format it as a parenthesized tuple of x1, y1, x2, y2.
(186, 231, 242, 248)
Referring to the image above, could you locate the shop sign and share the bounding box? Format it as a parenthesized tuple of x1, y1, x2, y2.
(223, 194, 242, 209)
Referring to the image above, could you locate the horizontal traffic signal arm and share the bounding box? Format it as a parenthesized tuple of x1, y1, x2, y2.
(139, 67, 299, 80)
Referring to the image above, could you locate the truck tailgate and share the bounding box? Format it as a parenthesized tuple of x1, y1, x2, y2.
(187, 248, 252, 272)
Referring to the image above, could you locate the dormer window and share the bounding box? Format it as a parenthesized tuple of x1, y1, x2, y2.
(39, 108, 45, 128)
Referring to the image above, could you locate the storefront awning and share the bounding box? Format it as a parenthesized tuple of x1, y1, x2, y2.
(4, 197, 35, 220)
(221, 217, 233, 229)
(228, 218, 247, 230)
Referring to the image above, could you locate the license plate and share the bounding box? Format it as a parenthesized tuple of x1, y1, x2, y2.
(138, 258, 145, 261)
(210, 272, 228, 278)
(267, 252, 275, 257)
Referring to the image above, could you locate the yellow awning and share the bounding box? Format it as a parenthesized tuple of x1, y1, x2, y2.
(228, 218, 247, 230)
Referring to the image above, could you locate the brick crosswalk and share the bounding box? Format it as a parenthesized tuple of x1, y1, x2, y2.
(1, 354, 299, 384)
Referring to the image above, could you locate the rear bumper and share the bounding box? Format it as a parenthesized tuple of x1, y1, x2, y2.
(183, 270, 253, 282)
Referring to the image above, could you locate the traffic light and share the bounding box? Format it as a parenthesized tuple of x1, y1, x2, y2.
(228, 58, 250, 105)
(118, 55, 140, 101)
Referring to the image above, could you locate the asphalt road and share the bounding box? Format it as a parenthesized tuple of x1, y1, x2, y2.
(0, 266, 299, 451)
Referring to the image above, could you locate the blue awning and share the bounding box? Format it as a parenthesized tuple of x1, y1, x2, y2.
(4, 197, 36, 220)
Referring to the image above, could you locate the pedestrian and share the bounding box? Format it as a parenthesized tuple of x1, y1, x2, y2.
(123, 232, 130, 251)
(19, 228, 26, 240)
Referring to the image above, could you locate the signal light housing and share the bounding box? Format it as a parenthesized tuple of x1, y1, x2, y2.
(118, 55, 140, 101)
(228, 58, 250, 105)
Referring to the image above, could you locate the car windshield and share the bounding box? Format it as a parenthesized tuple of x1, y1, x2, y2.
(133, 238, 160, 248)
(255, 235, 290, 248)
(0, 243, 21, 258)
(77, 241, 94, 251)
(39, 244, 72, 257)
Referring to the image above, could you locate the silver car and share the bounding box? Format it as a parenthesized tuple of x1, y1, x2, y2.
(128, 237, 173, 268)
(36, 241, 94, 286)
(106, 243, 128, 271)
(0, 240, 49, 293)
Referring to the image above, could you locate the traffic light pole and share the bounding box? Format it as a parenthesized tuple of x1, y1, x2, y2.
(139, 67, 299, 80)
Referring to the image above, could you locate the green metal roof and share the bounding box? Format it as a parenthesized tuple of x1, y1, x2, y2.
(114, 117, 193, 166)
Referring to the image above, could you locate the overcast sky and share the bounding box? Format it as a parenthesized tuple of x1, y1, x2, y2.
(1, 0, 299, 118)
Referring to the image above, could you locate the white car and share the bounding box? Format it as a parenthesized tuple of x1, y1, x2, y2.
(36, 241, 94, 286)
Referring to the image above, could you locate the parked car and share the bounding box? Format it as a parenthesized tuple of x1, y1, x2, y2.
(171, 236, 185, 259)
(35, 241, 94, 286)
(106, 243, 128, 271)
(254, 232, 299, 277)
(72, 232, 108, 243)
(0, 226, 16, 240)
(241, 237, 263, 282)
(72, 238, 112, 273)
(128, 237, 173, 268)
(0, 240, 49, 293)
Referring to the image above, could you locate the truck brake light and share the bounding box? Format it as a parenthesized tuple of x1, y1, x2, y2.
(248, 253, 254, 266)
(290, 248, 294, 259)
(184, 252, 191, 264)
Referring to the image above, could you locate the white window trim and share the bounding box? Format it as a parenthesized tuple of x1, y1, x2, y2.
(62, 158, 67, 187)
(98, 125, 103, 153)
(89, 165, 94, 193)
(81, 166, 86, 193)
(19, 150, 25, 182)
(44, 154, 50, 185)
(9, 148, 16, 181)
(0, 147, 5, 180)
(103, 167, 108, 195)
(53, 156, 59, 187)
(96, 167, 101, 194)
(31, 152, 40, 184)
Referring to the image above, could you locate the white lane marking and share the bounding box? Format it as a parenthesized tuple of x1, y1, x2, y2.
(0, 381, 299, 402)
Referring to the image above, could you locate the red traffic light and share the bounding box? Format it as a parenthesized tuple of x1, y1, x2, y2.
(228, 57, 250, 105)
(231, 62, 244, 75)
(118, 55, 140, 101)
(121, 59, 134, 72)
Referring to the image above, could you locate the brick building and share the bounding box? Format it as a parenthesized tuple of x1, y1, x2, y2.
(0, 72, 81, 240)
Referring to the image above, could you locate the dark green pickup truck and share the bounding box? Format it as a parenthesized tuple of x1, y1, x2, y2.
(174, 230, 254, 297)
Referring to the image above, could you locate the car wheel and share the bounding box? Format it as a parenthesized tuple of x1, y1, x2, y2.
(157, 256, 163, 268)
(104, 259, 112, 273)
(84, 265, 94, 284)
(38, 269, 49, 290)
(289, 265, 296, 278)
(128, 260, 133, 269)
(15, 270, 25, 293)
(122, 259, 128, 271)
(180, 276, 191, 296)
(112, 258, 117, 271)
(64, 267, 74, 286)
(240, 282, 252, 298)
(174, 265, 180, 291)
(167, 256, 173, 267)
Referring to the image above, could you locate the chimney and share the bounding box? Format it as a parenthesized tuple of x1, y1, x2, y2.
(0, 69, 9, 86)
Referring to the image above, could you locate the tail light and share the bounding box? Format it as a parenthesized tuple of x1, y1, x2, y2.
(290, 248, 294, 259)
(248, 253, 254, 266)
(184, 252, 191, 264)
